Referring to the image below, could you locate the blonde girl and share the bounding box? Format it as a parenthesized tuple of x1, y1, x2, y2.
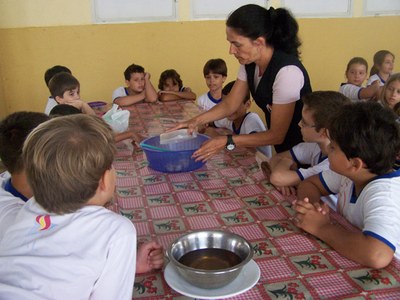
(381, 73, 400, 111)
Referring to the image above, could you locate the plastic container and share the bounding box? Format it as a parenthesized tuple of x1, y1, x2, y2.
(160, 129, 197, 145)
(141, 134, 209, 173)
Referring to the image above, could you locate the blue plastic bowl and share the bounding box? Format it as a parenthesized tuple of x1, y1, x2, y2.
(141, 134, 209, 173)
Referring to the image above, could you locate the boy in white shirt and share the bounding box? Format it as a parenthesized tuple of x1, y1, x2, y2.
(112, 63, 158, 106)
(197, 58, 227, 111)
(264, 91, 350, 203)
(294, 101, 400, 268)
(43, 65, 72, 115)
(0, 115, 163, 299)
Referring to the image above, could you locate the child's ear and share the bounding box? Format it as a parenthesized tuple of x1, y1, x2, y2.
(54, 96, 62, 104)
(350, 157, 366, 171)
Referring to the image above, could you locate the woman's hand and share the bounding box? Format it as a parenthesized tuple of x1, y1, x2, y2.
(168, 116, 201, 135)
(192, 136, 226, 162)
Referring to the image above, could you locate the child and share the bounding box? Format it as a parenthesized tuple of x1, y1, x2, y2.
(48, 72, 96, 115)
(112, 63, 158, 106)
(294, 101, 400, 268)
(0, 115, 164, 299)
(339, 57, 381, 102)
(380, 73, 400, 111)
(0, 112, 50, 202)
(158, 69, 196, 101)
(197, 58, 227, 111)
(43, 65, 72, 115)
(264, 91, 350, 202)
(212, 80, 272, 157)
(367, 50, 395, 86)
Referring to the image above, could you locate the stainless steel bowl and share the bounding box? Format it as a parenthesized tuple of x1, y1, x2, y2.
(167, 230, 253, 289)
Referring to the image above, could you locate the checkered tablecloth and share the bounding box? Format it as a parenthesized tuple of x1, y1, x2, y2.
(109, 101, 400, 299)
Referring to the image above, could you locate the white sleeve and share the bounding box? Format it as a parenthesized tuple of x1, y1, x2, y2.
(297, 159, 330, 181)
(214, 118, 232, 130)
(339, 84, 362, 101)
(272, 66, 304, 104)
(90, 222, 137, 300)
(112, 87, 126, 102)
(241, 113, 266, 134)
(0, 189, 24, 239)
(237, 65, 247, 82)
(319, 169, 344, 195)
(362, 181, 400, 254)
(290, 143, 318, 165)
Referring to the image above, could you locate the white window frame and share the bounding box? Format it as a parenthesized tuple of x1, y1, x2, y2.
(191, 0, 268, 20)
(282, 0, 353, 18)
(363, 0, 400, 16)
(92, 0, 177, 24)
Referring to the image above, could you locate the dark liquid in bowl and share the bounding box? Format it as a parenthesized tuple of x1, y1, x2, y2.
(178, 248, 242, 270)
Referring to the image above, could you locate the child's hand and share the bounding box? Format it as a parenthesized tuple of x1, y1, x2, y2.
(276, 185, 297, 196)
(293, 197, 330, 235)
(144, 72, 151, 81)
(136, 241, 164, 274)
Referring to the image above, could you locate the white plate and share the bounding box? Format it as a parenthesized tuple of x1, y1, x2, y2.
(164, 259, 260, 299)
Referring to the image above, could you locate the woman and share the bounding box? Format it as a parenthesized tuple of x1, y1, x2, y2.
(176, 4, 312, 161)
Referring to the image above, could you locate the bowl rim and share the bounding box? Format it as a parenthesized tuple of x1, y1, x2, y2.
(141, 134, 210, 153)
(167, 230, 254, 274)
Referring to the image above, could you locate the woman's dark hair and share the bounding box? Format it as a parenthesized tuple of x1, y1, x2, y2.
(226, 4, 301, 58)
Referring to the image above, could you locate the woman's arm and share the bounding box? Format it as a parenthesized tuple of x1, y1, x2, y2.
(192, 102, 296, 161)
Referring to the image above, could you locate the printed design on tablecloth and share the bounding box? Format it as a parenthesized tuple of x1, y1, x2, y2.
(146, 194, 175, 206)
(142, 175, 166, 184)
(290, 254, 335, 274)
(182, 202, 212, 215)
(119, 209, 146, 221)
(115, 170, 136, 177)
(206, 188, 236, 199)
(252, 240, 277, 258)
(262, 220, 298, 237)
(228, 176, 254, 186)
(243, 195, 275, 207)
(172, 182, 199, 191)
(279, 200, 297, 216)
(116, 187, 142, 197)
(153, 218, 186, 233)
(194, 170, 220, 180)
(265, 280, 310, 300)
(221, 210, 254, 224)
(348, 269, 398, 291)
(260, 180, 279, 191)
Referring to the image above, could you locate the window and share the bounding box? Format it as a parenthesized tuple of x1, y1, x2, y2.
(364, 0, 400, 16)
(282, 0, 352, 18)
(93, 0, 177, 23)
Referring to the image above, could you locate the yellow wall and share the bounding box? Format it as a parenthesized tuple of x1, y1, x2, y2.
(0, 1, 399, 119)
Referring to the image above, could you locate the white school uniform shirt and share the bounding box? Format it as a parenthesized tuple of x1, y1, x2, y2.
(214, 112, 272, 157)
(112, 86, 129, 102)
(367, 74, 386, 87)
(290, 143, 336, 209)
(0, 199, 137, 300)
(339, 83, 369, 102)
(320, 168, 400, 259)
(44, 97, 58, 115)
(197, 92, 222, 111)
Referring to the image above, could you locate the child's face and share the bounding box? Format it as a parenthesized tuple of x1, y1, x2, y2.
(385, 79, 400, 109)
(346, 63, 367, 86)
(57, 87, 80, 104)
(326, 139, 352, 175)
(298, 107, 324, 142)
(126, 72, 145, 93)
(226, 100, 249, 122)
(163, 78, 180, 92)
(379, 54, 394, 75)
(205, 72, 226, 93)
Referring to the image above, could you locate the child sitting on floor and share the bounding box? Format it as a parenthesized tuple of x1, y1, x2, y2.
(294, 101, 400, 268)
(48, 72, 96, 115)
(197, 58, 227, 111)
(158, 69, 196, 101)
(209, 80, 272, 158)
(112, 63, 158, 106)
(339, 57, 381, 102)
(264, 91, 350, 203)
(0, 115, 164, 299)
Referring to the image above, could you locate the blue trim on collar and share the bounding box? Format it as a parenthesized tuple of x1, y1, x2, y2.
(377, 74, 386, 84)
(319, 172, 335, 195)
(318, 152, 328, 164)
(232, 112, 250, 134)
(289, 148, 300, 165)
(349, 184, 357, 204)
(207, 92, 222, 104)
(4, 178, 29, 202)
(124, 87, 129, 96)
(373, 168, 400, 180)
